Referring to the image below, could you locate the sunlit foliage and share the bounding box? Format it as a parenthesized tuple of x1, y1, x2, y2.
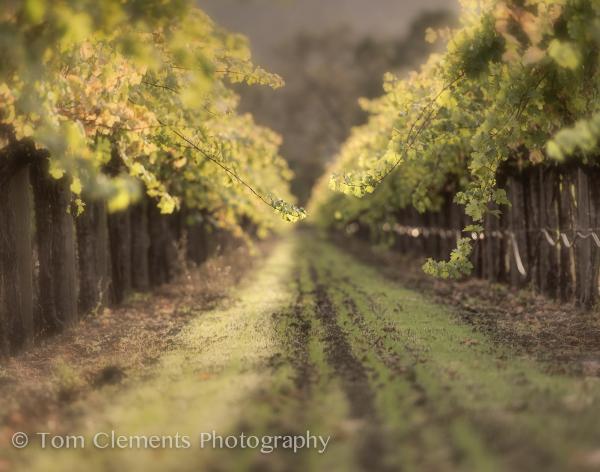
(0, 0, 304, 237)
(312, 0, 600, 277)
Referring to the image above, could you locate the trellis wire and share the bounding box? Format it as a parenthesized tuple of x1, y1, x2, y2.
(372, 223, 600, 277)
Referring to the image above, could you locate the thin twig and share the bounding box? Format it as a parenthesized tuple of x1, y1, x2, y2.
(160, 120, 278, 211)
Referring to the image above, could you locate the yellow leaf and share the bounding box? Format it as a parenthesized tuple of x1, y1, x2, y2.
(158, 196, 177, 214)
(174, 157, 187, 168)
(48, 160, 65, 180)
(24, 0, 46, 24)
(425, 28, 438, 44)
(70, 177, 83, 194)
(548, 40, 581, 70)
(107, 191, 131, 213)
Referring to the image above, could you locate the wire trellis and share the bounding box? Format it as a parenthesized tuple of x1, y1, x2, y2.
(378, 223, 600, 277)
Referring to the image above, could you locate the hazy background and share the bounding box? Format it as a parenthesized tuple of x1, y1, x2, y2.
(198, 0, 460, 203)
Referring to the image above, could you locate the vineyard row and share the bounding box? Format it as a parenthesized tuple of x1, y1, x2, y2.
(0, 144, 229, 356)
(355, 163, 600, 307)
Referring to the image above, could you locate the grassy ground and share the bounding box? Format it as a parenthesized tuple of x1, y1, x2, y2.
(4, 231, 600, 471)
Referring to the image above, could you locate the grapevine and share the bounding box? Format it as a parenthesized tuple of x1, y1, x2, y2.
(312, 0, 600, 277)
(0, 0, 304, 240)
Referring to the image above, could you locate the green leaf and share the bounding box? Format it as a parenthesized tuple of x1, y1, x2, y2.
(548, 40, 581, 70)
(546, 140, 564, 161)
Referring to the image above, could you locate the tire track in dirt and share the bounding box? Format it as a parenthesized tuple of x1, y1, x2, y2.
(340, 293, 429, 406)
(334, 283, 447, 467)
(333, 269, 559, 471)
(280, 271, 314, 395)
(309, 264, 394, 472)
(209, 271, 316, 472)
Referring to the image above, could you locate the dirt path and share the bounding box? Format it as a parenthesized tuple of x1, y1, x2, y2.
(4, 232, 600, 471)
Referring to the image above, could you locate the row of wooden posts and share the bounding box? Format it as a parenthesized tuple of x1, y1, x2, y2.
(0, 143, 225, 356)
(374, 164, 600, 307)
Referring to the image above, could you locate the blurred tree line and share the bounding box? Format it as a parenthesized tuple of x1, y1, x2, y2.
(236, 10, 456, 203)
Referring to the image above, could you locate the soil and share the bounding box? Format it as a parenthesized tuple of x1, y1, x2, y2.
(4, 233, 600, 472)
(0, 243, 263, 440)
(310, 265, 391, 472)
(336, 234, 600, 377)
